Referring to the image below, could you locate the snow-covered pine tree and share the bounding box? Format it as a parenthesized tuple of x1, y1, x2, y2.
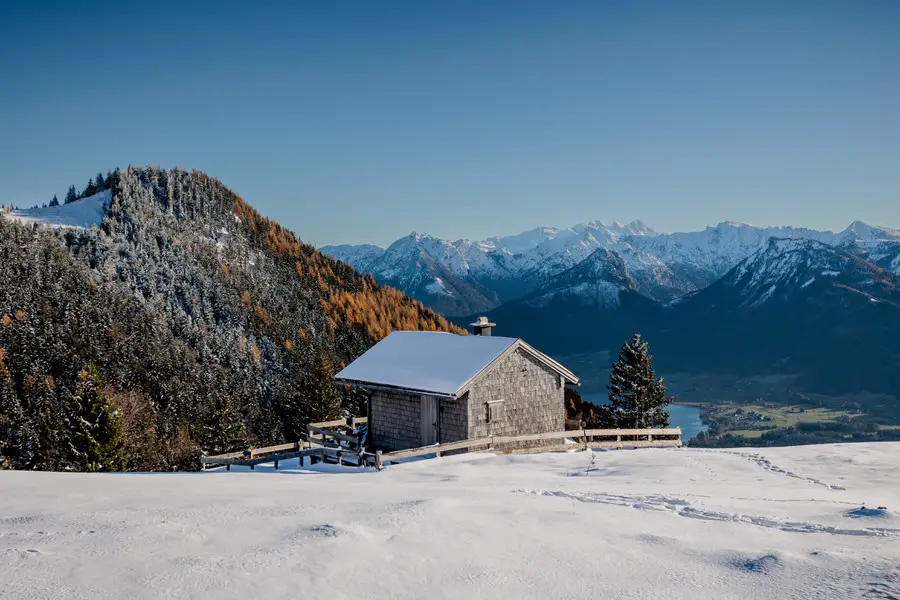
(302, 344, 343, 424)
(601, 333, 671, 430)
(82, 177, 97, 198)
(196, 396, 247, 456)
(0, 367, 35, 469)
(70, 365, 127, 472)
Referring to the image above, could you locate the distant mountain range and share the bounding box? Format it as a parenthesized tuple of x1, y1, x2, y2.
(324, 220, 900, 404)
(322, 220, 900, 316)
(457, 237, 900, 399)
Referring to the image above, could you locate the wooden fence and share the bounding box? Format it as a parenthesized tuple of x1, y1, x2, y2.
(199, 444, 371, 470)
(200, 417, 369, 470)
(200, 420, 681, 472)
(374, 427, 682, 468)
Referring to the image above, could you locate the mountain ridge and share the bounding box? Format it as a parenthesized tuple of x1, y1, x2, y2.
(458, 237, 900, 402)
(323, 218, 900, 314)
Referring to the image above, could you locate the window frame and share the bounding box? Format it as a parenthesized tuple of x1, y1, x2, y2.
(485, 399, 505, 424)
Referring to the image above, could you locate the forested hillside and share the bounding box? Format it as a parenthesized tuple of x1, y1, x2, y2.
(0, 167, 461, 471)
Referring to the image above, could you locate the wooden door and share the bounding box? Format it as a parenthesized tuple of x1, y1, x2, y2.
(421, 396, 438, 446)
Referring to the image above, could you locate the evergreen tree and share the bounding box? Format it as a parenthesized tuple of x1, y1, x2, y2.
(70, 365, 127, 472)
(49, 195, 59, 207)
(278, 349, 314, 441)
(302, 345, 343, 424)
(600, 334, 671, 430)
(0, 371, 35, 468)
(65, 185, 78, 204)
(95, 172, 106, 191)
(83, 177, 97, 198)
(196, 396, 246, 455)
(192, 368, 247, 455)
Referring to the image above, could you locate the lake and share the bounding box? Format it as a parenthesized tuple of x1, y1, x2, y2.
(580, 392, 706, 442)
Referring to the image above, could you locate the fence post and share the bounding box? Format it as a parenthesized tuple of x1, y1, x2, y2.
(648, 433, 653, 444)
(581, 428, 587, 451)
(274, 458, 279, 470)
(375, 450, 383, 470)
(435, 443, 441, 458)
(337, 448, 343, 466)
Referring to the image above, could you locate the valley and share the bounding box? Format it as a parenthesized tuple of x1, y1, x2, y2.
(563, 352, 900, 447)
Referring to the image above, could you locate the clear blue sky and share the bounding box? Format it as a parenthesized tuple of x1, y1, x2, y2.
(2, 0, 898, 247)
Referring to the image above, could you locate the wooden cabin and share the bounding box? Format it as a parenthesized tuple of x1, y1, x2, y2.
(335, 320, 579, 452)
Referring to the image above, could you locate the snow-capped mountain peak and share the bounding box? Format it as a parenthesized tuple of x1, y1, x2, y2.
(321, 218, 900, 314)
(837, 221, 900, 245)
(724, 238, 895, 307)
(524, 247, 637, 309)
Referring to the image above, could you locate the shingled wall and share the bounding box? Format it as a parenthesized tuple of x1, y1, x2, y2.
(368, 347, 567, 452)
(369, 390, 422, 451)
(467, 348, 565, 440)
(439, 393, 468, 443)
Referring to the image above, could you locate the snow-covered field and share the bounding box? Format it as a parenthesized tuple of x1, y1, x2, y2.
(2, 190, 110, 229)
(2, 444, 899, 599)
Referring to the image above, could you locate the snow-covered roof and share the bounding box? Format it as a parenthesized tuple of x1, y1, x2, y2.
(335, 331, 578, 398)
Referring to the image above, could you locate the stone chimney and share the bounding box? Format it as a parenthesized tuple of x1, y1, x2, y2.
(470, 316, 496, 336)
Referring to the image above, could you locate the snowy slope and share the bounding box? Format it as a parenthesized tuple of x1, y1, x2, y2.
(524, 247, 636, 308)
(2, 190, 111, 229)
(721, 238, 899, 308)
(858, 240, 900, 276)
(352, 233, 501, 315)
(3, 443, 900, 599)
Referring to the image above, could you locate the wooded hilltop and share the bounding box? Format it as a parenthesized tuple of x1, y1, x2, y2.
(0, 167, 462, 471)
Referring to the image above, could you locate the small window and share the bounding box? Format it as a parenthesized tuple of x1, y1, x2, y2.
(485, 400, 504, 423)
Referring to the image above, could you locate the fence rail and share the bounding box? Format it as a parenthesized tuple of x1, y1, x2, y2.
(375, 427, 682, 467)
(307, 425, 360, 446)
(201, 416, 369, 470)
(200, 421, 681, 472)
(308, 416, 368, 429)
(200, 444, 371, 470)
